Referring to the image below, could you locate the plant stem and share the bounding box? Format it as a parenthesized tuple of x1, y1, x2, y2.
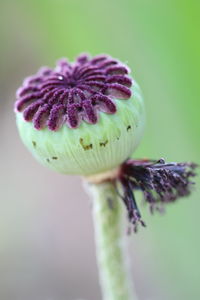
(86, 181, 138, 300)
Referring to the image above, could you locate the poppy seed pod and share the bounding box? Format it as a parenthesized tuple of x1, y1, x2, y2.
(14, 53, 198, 300)
(15, 54, 145, 176)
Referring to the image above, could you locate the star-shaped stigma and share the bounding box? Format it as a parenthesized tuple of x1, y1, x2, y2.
(15, 54, 132, 130)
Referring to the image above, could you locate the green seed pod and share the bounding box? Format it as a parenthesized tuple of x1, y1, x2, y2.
(15, 54, 145, 176)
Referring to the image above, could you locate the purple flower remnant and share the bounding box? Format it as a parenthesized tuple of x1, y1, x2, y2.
(15, 54, 132, 130)
(118, 158, 198, 232)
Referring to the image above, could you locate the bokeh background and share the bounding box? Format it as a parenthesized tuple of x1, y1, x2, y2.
(1, 0, 200, 299)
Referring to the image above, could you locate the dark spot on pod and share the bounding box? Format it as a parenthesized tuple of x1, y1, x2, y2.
(100, 140, 108, 147)
(80, 138, 93, 150)
(46, 158, 50, 163)
(127, 125, 131, 131)
(52, 156, 58, 160)
(32, 141, 37, 147)
(107, 197, 114, 210)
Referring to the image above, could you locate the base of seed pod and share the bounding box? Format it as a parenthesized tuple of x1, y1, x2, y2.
(85, 166, 120, 184)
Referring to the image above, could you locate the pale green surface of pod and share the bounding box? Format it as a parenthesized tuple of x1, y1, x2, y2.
(16, 82, 145, 176)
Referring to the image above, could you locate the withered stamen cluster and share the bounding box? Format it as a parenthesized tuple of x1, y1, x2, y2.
(116, 158, 198, 232)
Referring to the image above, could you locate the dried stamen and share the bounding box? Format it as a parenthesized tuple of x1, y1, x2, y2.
(117, 158, 198, 232)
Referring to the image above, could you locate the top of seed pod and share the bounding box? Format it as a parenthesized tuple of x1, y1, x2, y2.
(15, 54, 132, 131)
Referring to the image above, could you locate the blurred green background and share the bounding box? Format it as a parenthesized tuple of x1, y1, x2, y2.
(0, 0, 200, 299)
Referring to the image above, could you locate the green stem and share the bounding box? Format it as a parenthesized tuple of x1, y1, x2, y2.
(86, 181, 138, 300)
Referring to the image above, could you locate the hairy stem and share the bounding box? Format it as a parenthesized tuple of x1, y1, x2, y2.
(86, 181, 138, 300)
